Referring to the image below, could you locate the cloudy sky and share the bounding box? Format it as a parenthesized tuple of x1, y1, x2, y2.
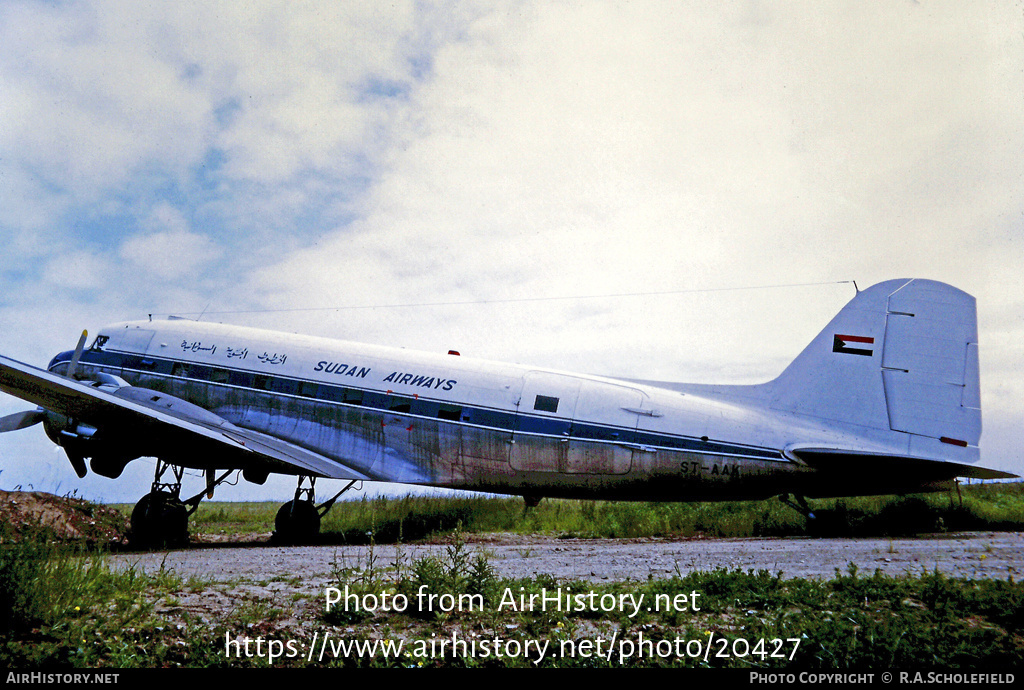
(1, 1, 1021, 503)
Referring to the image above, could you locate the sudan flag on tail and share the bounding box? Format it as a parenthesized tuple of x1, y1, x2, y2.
(832, 334, 874, 357)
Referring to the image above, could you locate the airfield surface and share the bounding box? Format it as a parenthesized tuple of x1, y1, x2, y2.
(110, 531, 1023, 584)
(99, 532, 1023, 636)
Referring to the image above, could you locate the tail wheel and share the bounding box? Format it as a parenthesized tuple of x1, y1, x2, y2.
(130, 491, 189, 549)
(274, 500, 321, 544)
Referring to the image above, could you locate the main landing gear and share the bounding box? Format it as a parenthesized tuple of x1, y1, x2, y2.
(128, 462, 358, 548)
(129, 460, 235, 549)
(130, 460, 188, 549)
(273, 476, 358, 545)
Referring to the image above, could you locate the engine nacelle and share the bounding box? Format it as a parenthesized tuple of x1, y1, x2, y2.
(38, 373, 140, 479)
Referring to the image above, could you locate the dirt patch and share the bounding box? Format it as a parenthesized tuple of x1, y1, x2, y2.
(0, 490, 130, 546)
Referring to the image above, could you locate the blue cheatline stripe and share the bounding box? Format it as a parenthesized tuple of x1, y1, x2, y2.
(53, 349, 784, 462)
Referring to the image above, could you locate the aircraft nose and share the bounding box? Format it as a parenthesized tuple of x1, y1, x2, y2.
(47, 350, 74, 373)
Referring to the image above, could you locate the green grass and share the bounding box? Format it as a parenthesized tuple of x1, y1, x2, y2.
(310, 530, 1024, 668)
(0, 522, 198, 667)
(5, 488, 1024, 668)
(172, 482, 1024, 543)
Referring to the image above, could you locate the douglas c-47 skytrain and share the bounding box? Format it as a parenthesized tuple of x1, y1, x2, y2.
(0, 279, 1014, 546)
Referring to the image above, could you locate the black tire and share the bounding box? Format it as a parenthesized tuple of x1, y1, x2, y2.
(130, 492, 189, 549)
(274, 500, 321, 544)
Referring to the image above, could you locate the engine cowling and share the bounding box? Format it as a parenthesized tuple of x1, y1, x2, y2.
(39, 372, 141, 479)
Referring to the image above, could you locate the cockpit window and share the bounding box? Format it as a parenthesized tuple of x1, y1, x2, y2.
(91, 335, 109, 351)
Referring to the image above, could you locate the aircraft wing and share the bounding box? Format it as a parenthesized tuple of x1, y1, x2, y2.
(0, 354, 370, 481)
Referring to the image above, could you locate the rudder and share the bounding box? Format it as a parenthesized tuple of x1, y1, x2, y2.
(763, 279, 981, 454)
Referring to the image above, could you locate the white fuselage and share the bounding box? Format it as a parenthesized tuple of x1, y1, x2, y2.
(57, 316, 956, 500)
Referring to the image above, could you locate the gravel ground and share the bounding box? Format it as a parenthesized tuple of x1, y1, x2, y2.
(102, 532, 1024, 633)
(109, 531, 1024, 585)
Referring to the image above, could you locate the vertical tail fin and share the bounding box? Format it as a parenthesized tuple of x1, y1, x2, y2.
(763, 279, 981, 459)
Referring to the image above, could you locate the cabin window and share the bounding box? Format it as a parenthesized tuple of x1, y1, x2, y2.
(253, 374, 273, 391)
(299, 381, 319, 397)
(230, 372, 253, 387)
(171, 363, 191, 378)
(210, 369, 230, 384)
(342, 389, 364, 405)
(534, 395, 559, 413)
(271, 378, 298, 395)
(438, 404, 462, 421)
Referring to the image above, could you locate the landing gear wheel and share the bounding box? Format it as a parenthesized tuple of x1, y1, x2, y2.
(274, 500, 321, 545)
(130, 491, 189, 549)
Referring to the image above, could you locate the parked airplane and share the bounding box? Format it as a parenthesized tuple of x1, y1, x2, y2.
(0, 278, 1014, 546)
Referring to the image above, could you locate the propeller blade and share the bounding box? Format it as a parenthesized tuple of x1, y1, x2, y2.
(0, 410, 46, 433)
(65, 329, 88, 380)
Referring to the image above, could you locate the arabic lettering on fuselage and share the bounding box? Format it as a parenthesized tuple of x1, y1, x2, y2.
(257, 352, 288, 365)
(180, 340, 287, 365)
(180, 340, 217, 355)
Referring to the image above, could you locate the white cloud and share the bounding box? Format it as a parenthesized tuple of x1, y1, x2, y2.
(120, 228, 222, 281)
(40, 251, 112, 291)
(0, 3, 210, 200)
(252, 3, 1022, 320)
(0, 1, 451, 247)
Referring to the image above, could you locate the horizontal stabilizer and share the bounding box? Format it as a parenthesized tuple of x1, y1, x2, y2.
(794, 448, 1017, 481)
